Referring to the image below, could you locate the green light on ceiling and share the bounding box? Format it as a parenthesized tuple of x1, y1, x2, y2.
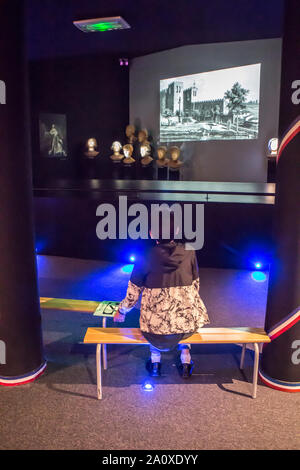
(86, 22, 122, 32)
(73, 16, 130, 33)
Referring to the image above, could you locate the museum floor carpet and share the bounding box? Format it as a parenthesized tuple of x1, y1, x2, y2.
(0, 255, 299, 450)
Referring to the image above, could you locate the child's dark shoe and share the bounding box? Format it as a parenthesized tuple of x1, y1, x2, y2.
(146, 359, 161, 377)
(180, 361, 194, 379)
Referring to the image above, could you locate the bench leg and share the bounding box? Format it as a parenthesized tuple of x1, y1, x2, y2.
(102, 318, 108, 370)
(103, 344, 107, 370)
(96, 344, 102, 400)
(240, 344, 246, 369)
(252, 343, 259, 399)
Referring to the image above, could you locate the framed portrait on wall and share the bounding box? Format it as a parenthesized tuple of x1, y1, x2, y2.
(39, 113, 68, 158)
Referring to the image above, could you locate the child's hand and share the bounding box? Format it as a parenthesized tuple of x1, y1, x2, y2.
(113, 310, 126, 323)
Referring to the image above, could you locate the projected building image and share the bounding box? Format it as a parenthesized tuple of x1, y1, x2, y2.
(160, 63, 261, 142)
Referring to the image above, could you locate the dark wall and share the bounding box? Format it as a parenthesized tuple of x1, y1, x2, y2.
(30, 54, 129, 182)
(33, 195, 274, 270)
(130, 39, 282, 183)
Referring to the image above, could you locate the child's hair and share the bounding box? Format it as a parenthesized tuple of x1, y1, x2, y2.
(151, 209, 179, 244)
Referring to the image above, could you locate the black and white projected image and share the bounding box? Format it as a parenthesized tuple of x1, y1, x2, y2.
(160, 63, 261, 142)
(39, 113, 68, 157)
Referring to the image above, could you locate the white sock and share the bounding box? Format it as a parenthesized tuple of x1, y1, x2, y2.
(180, 349, 191, 364)
(151, 351, 161, 363)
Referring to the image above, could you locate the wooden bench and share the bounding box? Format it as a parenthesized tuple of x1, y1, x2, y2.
(40, 296, 110, 367)
(83, 327, 270, 400)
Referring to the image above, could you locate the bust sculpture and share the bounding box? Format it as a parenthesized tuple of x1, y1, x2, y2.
(123, 144, 135, 165)
(125, 125, 137, 144)
(156, 146, 169, 168)
(138, 128, 150, 145)
(168, 146, 183, 170)
(110, 141, 123, 161)
(140, 143, 153, 167)
(84, 138, 99, 158)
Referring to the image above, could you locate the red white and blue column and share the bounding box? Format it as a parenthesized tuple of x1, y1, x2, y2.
(0, 0, 46, 386)
(259, 0, 300, 392)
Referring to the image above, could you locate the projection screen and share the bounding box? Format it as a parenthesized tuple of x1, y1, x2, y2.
(160, 63, 261, 142)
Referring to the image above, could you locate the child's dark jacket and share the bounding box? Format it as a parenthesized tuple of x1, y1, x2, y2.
(119, 241, 209, 335)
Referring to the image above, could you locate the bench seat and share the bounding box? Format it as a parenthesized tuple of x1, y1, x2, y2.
(40, 297, 99, 313)
(84, 327, 269, 345)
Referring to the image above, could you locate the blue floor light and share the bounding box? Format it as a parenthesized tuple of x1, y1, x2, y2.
(251, 271, 267, 282)
(129, 255, 135, 263)
(142, 380, 154, 392)
(121, 264, 134, 274)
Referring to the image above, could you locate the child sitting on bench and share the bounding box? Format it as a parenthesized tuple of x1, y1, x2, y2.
(114, 212, 209, 378)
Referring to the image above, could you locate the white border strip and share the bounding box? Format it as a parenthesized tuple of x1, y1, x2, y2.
(0, 362, 47, 385)
(269, 309, 300, 338)
(259, 370, 300, 391)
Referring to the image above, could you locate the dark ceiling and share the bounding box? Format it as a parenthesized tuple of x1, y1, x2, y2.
(26, 0, 285, 60)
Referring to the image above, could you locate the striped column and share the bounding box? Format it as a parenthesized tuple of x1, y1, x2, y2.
(0, 0, 46, 385)
(260, 0, 300, 392)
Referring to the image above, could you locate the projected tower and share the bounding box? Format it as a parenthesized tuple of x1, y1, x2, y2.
(164, 81, 184, 116)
